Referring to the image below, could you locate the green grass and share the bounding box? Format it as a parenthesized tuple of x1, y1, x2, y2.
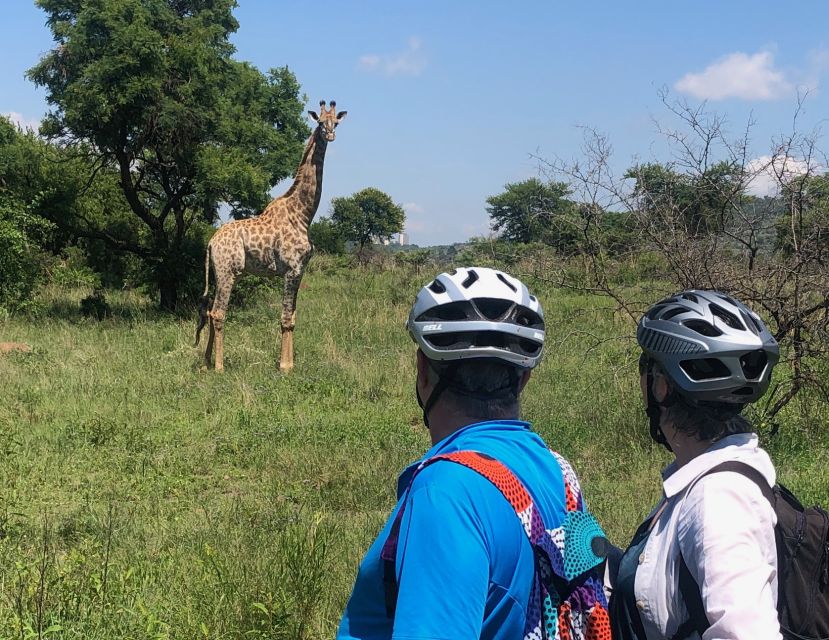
(0, 259, 826, 639)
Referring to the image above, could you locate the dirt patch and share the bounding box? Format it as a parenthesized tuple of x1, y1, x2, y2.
(0, 342, 31, 355)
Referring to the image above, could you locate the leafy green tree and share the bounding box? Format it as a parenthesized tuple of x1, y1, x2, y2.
(485, 178, 575, 246)
(0, 195, 50, 311)
(308, 217, 345, 255)
(625, 161, 744, 236)
(774, 173, 829, 258)
(27, 0, 309, 309)
(0, 116, 57, 309)
(330, 188, 405, 254)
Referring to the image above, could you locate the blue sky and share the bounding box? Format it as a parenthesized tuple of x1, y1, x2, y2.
(2, 1, 828, 246)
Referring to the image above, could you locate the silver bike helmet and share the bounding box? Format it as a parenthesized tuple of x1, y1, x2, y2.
(406, 267, 545, 369)
(637, 290, 779, 404)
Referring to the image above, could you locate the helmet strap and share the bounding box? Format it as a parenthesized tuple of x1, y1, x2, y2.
(417, 363, 458, 429)
(645, 359, 674, 452)
(417, 363, 521, 429)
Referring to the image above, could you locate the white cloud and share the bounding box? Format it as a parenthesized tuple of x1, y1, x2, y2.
(801, 47, 829, 92)
(2, 111, 40, 131)
(358, 54, 380, 70)
(675, 51, 792, 101)
(402, 202, 424, 214)
(808, 47, 829, 75)
(745, 155, 813, 197)
(358, 37, 426, 77)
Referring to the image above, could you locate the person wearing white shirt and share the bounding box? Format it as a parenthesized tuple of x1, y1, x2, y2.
(610, 290, 782, 640)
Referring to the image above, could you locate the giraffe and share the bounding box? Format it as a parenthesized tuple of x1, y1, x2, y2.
(195, 100, 347, 372)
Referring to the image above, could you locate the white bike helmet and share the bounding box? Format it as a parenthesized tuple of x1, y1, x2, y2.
(638, 290, 779, 404)
(406, 267, 545, 369)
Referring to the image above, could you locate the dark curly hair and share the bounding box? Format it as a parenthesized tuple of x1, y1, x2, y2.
(643, 357, 754, 442)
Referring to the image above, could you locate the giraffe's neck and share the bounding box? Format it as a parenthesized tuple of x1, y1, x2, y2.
(278, 130, 327, 229)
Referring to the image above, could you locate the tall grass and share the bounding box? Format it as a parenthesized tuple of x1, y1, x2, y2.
(0, 258, 826, 638)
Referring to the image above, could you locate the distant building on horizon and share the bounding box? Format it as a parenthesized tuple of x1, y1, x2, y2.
(371, 232, 409, 246)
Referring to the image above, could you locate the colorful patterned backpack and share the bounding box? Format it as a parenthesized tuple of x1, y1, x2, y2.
(381, 449, 611, 640)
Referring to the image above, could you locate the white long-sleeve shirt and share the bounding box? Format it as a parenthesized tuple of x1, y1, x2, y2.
(633, 433, 781, 640)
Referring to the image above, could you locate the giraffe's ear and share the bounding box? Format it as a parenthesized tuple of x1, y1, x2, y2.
(336, 111, 347, 122)
(308, 111, 319, 122)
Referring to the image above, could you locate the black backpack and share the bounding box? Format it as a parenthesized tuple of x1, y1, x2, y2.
(675, 461, 829, 640)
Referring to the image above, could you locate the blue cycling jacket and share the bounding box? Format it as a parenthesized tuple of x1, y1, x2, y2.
(337, 420, 569, 640)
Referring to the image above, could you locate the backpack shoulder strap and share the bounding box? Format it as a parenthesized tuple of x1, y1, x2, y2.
(672, 460, 776, 640)
(380, 450, 548, 618)
(703, 460, 775, 506)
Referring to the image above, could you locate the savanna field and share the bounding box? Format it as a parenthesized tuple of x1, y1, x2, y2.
(1, 258, 827, 639)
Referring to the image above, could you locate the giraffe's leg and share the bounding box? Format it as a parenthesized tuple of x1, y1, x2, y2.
(204, 313, 216, 368)
(279, 270, 304, 372)
(210, 271, 235, 373)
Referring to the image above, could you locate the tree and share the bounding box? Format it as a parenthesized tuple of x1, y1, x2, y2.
(485, 178, 575, 245)
(625, 161, 745, 237)
(0, 116, 58, 310)
(539, 93, 829, 426)
(27, 0, 309, 310)
(330, 188, 405, 254)
(308, 217, 345, 255)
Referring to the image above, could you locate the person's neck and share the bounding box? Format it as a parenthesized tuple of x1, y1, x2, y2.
(664, 423, 714, 467)
(427, 408, 514, 445)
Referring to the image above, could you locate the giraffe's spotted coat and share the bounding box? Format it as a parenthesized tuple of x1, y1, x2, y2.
(195, 101, 347, 372)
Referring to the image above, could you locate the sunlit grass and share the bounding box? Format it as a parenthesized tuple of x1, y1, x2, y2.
(0, 259, 825, 638)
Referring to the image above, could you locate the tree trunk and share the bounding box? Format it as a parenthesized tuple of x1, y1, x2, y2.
(159, 279, 178, 312)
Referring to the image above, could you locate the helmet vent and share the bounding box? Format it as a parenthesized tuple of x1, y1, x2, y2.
(680, 293, 699, 304)
(740, 349, 768, 379)
(428, 278, 447, 294)
(646, 304, 666, 320)
(683, 319, 723, 337)
(717, 293, 739, 306)
(680, 358, 730, 381)
(515, 308, 544, 330)
(740, 311, 758, 335)
(416, 301, 472, 322)
(661, 307, 686, 321)
(424, 331, 541, 357)
(741, 311, 763, 335)
(461, 270, 479, 288)
(518, 338, 542, 355)
(476, 298, 512, 321)
(496, 273, 517, 292)
(709, 303, 744, 331)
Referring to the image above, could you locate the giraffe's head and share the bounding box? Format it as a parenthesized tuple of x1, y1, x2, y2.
(308, 100, 347, 142)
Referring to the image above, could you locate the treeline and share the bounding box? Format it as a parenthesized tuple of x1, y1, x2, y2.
(474, 100, 828, 422)
(0, 1, 309, 313)
(0, 0, 416, 314)
(480, 167, 791, 259)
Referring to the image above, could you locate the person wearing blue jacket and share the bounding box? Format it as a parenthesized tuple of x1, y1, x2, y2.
(337, 267, 599, 640)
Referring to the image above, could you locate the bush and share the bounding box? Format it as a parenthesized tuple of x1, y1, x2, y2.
(309, 218, 345, 255)
(0, 197, 52, 311)
(79, 288, 112, 319)
(131, 221, 215, 311)
(48, 246, 102, 290)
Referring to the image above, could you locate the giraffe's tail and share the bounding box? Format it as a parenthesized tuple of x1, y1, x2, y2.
(195, 243, 212, 347)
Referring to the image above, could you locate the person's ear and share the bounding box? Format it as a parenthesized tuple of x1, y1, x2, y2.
(518, 369, 532, 394)
(652, 371, 670, 404)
